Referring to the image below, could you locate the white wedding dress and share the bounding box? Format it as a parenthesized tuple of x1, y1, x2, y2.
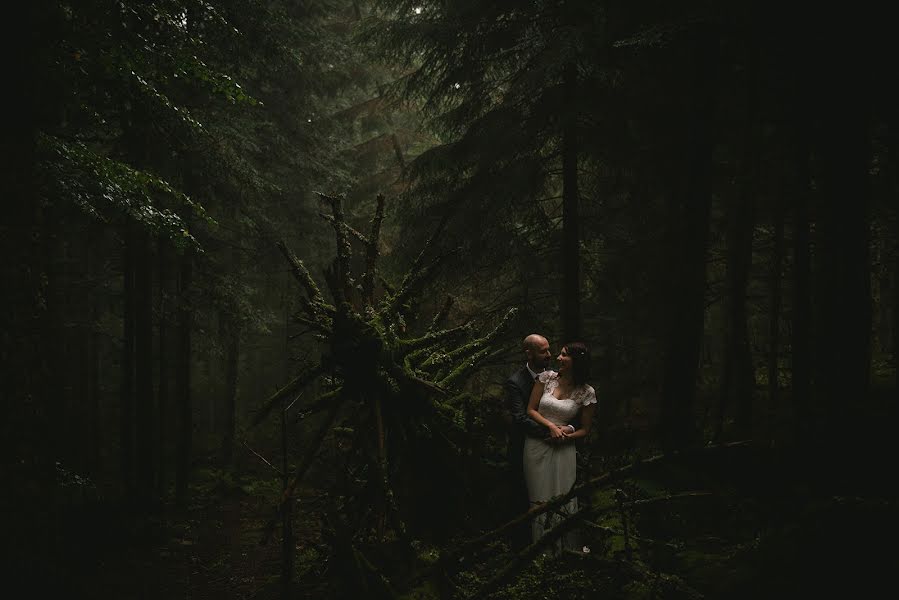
(523, 370, 596, 547)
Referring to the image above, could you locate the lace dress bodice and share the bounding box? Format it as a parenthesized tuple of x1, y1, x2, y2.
(536, 371, 596, 426)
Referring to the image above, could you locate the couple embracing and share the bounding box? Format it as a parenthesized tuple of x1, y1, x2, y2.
(503, 334, 596, 549)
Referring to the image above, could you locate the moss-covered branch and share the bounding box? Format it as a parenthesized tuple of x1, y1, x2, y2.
(362, 194, 387, 305)
(318, 192, 353, 302)
(277, 239, 330, 316)
(427, 295, 455, 334)
(422, 307, 517, 372)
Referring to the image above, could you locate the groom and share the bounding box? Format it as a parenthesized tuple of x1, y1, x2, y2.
(502, 334, 574, 550)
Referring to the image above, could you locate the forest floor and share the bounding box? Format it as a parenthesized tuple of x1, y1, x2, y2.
(58, 463, 330, 600)
(42, 390, 899, 599)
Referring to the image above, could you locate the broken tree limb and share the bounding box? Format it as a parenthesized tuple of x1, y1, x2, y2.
(468, 491, 713, 600)
(318, 192, 353, 302)
(581, 520, 681, 550)
(362, 194, 386, 306)
(382, 252, 454, 319)
(294, 312, 332, 335)
(423, 307, 517, 374)
(399, 323, 471, 355)
(426, 441, 751, 574)
(277, 240, 328, 312)
(467, 501, 596, 600)
(261, 391, 348, 545)
(426, 295, 454, 334)
(437, 346, 492, 389)
(241, 439, 283, 476)
(251, 363, 325, 427)
(292, 387, 342, 423)
(320, 212, 370, 246)
(380, 213, 451, 316)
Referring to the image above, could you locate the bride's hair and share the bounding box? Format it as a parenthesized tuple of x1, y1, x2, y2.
(563, 341, 590, 386)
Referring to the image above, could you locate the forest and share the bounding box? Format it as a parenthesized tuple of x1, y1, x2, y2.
(2, 1, 897, 598)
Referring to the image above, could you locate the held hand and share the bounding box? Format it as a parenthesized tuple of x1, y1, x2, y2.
(548, 424, 566, 440)
(543, 424, 574, 444)
(558, 426, 576, 443)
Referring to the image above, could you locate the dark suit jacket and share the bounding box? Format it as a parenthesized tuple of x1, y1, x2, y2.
(503, 367, 549, 471)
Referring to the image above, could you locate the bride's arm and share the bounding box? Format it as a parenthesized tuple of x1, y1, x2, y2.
(564, 403, 595, 440)
(527, 382, 564, 439)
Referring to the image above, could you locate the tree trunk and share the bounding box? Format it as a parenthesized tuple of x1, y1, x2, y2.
(135, 230, 155, 505)
(886, 121, 899, 410)
(894, 228, 899, 408)
(2, 5, 54, 586)
(175, 248, 194, 506)
(724, 38, 761, 441)
(85, 227, 102, 474)
(157, 236, 169, 498)
(892, 136, 899, 408)
(222, 316, 239, 465)
(208, 312, 218, 434)
(719, 192, 755, 441)
(121, 222, 137, 500)
(812, 94, 872, 443)
(791, 134, 812, 443)
(659, 29, 718, 451)
(767, 202, 785, 439)
(281, 396, 293, 598)
(561, 61, 581, 342)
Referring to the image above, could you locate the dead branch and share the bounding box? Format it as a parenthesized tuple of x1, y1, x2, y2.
(430, 441, 750, 573)
(383, 252, 453, 318)
(251, 363, 325, 427)
(427, 308, 518, 387)
(320, 212, 370, 246)
(381, 213, 451, 316)
(469, 491, 712, 600)
(292, 387, 342, 423)
(317, 192, 353, 302)
(294, 312, 332, 335)
(362, 194, 386, 305)
(261, 392, 347, 545)
(400, 323, 471, 355)
(581, 520, 680, 550)
(241, 439, 282, 476)
(468, 498, 595, 600)
(277, 240, 328, 313)
(427, 295, 454, 334)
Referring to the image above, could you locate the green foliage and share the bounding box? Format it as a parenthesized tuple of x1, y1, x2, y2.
(37, 133, 208, 248)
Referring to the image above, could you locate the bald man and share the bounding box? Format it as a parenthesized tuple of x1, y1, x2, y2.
(501, 334, 574, 550)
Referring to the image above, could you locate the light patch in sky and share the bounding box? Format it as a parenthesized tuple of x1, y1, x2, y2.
(413, 7, 423, 15)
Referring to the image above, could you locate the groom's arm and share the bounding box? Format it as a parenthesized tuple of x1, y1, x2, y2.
(503, 379, 548, 438)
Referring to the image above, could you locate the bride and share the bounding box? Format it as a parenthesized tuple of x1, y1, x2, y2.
(523, 341, 596, 547)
